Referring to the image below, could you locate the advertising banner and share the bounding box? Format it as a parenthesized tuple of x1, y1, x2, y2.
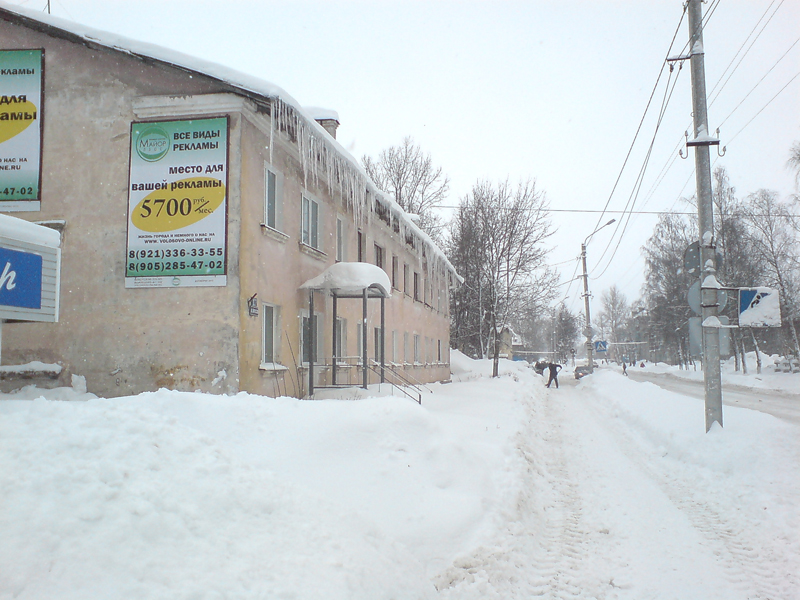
(0, 49, 43, 211)
(126, 117, 228, 288)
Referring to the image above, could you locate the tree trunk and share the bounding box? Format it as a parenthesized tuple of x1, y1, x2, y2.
(749, 328, 762, 374)
(732, 329, 741, 372)
(738, 330, 748, 375)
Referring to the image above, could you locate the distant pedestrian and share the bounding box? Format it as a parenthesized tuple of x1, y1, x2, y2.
(622, 362, 628, 376)
(546, 362, 562, 388)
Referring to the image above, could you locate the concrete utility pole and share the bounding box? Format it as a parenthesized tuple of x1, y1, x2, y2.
(687, 0, 723, 431)
(581, 219, 615, 374)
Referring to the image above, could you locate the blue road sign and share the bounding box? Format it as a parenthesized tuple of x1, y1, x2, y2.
(594, 340, 608, 353)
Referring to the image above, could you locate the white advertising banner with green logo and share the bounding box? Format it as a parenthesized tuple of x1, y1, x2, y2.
(126, 117, 228, 288)
(0, 49, 43, 212)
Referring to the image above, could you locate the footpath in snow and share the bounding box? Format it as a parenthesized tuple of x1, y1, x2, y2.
(1, 354, 798, 599)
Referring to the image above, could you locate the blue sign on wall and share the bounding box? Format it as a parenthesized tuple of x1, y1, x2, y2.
(0, 246, 43, 309)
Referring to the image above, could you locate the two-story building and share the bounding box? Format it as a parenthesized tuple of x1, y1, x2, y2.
(0, 3, 459, 398)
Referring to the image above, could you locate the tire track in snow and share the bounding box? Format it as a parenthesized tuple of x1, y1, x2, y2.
(434, 381, 629, 599)
(584, 398, 798, 600)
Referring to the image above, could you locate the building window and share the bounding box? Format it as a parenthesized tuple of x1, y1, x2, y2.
(336, 218, 345, 262)
(262, 303, 279, 365)
(301, 194, 320, 250)
(334, 317, 347, 358)
(374, 327, 383, 362)
(413, 272, 421, 302)
(413, 334, 421, 363)
(357, 230, 364, 262)
(392, 330, 398, 363)
(356, 321, 363, 363)
(374, 244, 384, 270)
(264, 164, 281, 230)
(403, 264, 410, 295)
(300, 311, 321, 364)
(392, 256, 399, 289)
(438, 339, 442, 362)
(404, 332, 409, 363)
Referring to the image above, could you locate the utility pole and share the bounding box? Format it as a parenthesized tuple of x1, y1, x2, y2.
(581, 242, 595, 373)
(687, 0, 723, 431)
(581, 218, 615, 374)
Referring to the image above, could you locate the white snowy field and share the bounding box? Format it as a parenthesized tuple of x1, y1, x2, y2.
(1, 353, 798, 599)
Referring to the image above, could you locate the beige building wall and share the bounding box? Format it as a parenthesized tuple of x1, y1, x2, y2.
(0, 11, 455, 398)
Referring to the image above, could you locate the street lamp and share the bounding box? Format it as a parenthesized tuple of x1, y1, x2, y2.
(581, 219, 616, 374)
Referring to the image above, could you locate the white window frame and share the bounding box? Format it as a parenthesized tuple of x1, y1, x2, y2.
(260, 302, 284, 370)
(301, 193, 322, 250)
(336, 217, 346, 262)
(413, 334, 421, 364)
(403, 332, 409, 364)
(264, 163, 283, 232)
(335, 317, 347, 359)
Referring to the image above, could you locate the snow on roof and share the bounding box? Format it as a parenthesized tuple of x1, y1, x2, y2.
(300, 262, 391, 297)
(0, 213, 61, 248)
(0, 1, 460, 282)
(304, 107, 340, 122)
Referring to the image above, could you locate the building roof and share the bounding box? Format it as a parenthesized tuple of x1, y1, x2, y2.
(0, 1, 460, 282)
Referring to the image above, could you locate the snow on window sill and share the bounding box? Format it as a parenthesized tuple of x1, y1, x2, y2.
(0, 361, 63, 380)
(259, 362, 288, 372)
(260, 224, 289, 243)
(298, 242, 326, 261)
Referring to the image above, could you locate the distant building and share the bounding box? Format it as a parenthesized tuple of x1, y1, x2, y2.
(0, 5, 459, 397)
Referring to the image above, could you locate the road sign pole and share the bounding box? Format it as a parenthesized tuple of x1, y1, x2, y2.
(687, 0, 723, 431)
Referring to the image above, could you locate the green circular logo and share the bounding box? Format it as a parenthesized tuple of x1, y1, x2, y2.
(136, 126, 170, 162)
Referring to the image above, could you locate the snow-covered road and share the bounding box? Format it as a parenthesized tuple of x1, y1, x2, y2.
(628, 369, 800, 425)
(2, 355, 798, 599)
(438, 370, 800, 599)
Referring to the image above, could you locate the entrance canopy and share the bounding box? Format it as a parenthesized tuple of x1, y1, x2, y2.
(300, 262, 391, 299)
(299, 262, 391, 395)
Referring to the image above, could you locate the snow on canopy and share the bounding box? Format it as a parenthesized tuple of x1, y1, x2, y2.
(300, 262, 391, 298)
(0, 2, 459, 283)
(0, 213, 61, 248)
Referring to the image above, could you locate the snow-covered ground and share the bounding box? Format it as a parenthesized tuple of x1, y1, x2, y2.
(621, 351, 800, 394)
(2, 353, 798, 599)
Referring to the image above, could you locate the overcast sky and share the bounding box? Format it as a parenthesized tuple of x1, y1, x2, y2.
(9, 0, 800, 314)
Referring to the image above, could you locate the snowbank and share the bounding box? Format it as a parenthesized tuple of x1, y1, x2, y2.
(0, 356, 530, 598)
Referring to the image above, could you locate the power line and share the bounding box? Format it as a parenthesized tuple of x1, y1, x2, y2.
(726, 69, 800, 146)
(717, 35, 800, 129)
(587, 4, 688, 237)
(708, 0, 787, 108)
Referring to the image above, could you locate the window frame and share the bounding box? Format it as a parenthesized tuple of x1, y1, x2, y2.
(299, 309, 323, 365)
(260, 302, 282, 369)
(301, 192, 322, 251)
(263, 163, 283, 232)
(336, 217, 346, 262)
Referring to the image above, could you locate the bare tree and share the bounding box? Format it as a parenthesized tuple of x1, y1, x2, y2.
(642, 212, 696, 364)
(448, 180, 554, 376)
(362, 137, 449, 242)
(741, 189, 800, 358)
(599, 285, 630, 361)
(788, 141, 800, 189)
